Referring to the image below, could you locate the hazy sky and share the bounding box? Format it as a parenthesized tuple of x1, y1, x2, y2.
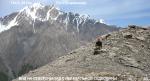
(0, 0, 150, 27)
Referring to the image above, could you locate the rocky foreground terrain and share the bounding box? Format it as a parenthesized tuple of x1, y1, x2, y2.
(13, 26, 150, 81)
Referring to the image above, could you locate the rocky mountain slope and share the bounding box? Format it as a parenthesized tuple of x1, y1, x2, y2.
(13, 26, 150, 81)
(0, 3, 119, 80)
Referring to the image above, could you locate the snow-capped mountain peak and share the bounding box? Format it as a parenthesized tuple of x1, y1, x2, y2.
(20, 3, 45, 20)
(0, 3, 46, 33)
(0, 3, 66, 33)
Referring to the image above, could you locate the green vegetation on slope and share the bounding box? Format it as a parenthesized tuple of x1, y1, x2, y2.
(18, 64, 34, 76)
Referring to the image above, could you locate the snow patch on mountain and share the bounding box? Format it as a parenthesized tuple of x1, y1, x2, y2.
(64, 13, 69, 31)
(73, 16, 81, 32)
(0, 19, 18, 33)
(99, 19, 105, 24)
(0, 23, 6, 33)
(76, 14, 90, 32)
(21, 3, 45, 21)
(7, 17, 18, 28)
(46, 5, 55, 20)
(79, 14, 90, 25)
(21, 3, 62, 21)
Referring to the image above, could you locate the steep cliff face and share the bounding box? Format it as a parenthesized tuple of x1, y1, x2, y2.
(13, 26, 150, 81)
(0, 3, 119, 80)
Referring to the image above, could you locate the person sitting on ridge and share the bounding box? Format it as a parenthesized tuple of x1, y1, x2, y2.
(94, 36, 102, 55)
(95, 37, 102, 50)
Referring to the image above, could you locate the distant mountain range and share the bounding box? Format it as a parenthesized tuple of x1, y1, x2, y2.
(0, 3, 119, 80)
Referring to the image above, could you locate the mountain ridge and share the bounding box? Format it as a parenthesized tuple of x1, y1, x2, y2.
(13, 26, 150, 81)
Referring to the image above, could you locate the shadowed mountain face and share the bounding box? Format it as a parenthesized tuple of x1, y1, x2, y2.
(0, 3, 119, 80)
(13, 26, 150, 81)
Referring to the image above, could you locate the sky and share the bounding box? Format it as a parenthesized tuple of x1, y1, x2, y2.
(0, 0, 150, 27)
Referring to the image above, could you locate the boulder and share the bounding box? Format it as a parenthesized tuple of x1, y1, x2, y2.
(123, 33, 133, 39)
(136, 37, 145, 41)
(128, 25, 137, 29)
